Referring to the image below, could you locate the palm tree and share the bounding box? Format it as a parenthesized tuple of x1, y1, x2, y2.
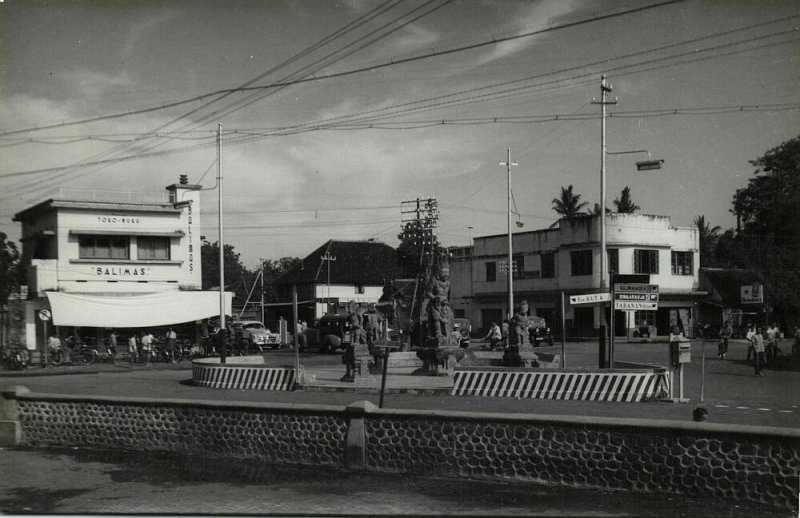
(613, 186, 640, 213)
(694, 215, 721, 267)
(552, 185, 588, 219)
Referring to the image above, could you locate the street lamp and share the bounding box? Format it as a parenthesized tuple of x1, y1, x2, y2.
(594, 75, 664, 368)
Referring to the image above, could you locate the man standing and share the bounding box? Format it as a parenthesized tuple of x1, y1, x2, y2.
(752, 327, 766, 376)
(765, 323, 779, 362)
(165, 328, 177, 363)
(745, 325, 756, 361)
(140, 331, 154, 365)
(718, 321, 733, 360)
(128, 334, 138, 365)
(108, 329, 118, 364)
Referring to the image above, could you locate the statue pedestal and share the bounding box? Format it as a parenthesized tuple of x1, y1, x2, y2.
(415, 346, 465, 376)
(503, 345, 539, 368)
(341, 343, 372, 383)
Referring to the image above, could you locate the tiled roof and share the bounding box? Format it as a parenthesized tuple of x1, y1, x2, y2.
(276, 240, 399, 286)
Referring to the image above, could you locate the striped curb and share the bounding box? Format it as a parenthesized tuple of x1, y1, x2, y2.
(191, 363, 296, 390)
(451, 369, 669, 402)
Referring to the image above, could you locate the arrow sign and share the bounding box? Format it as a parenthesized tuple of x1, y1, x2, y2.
(570, 293, 611, 305)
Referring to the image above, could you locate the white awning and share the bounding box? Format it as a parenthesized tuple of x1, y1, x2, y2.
(45, 291, 233, 328)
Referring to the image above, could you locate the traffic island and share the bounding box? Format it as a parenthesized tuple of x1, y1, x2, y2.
(191, 356, 297, 390)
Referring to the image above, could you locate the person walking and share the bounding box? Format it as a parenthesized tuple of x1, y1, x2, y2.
(127, 334, 138, 366)
(718, 321, 733, 360)
(165, 328, 177, 363)
(765, 323, 779, 363)
(484, 322, 502, 350)
(745, 324, 756, 361)
(108, 329, 118, 364)
(140, 331, 154, 365)
(752, 327, 766, 377)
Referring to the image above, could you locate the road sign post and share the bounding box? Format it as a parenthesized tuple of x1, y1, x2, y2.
(38, 309, 51, 366)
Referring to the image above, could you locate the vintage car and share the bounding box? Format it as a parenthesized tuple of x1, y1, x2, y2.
(236, 320, 281, 349)
(301, 314, 352, 354)
(528, 316, 554, 346)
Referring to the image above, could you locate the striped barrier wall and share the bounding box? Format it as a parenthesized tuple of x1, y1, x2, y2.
(192, 362, 296, 391)
(451, 368, 670, 402)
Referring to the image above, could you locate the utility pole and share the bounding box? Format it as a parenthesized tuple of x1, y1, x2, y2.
(592, 75, 617, 368)
(499, 148, 518, 319)
(217, 123, 226, 364)
(260, 258, 265, 325)
(321, 249, 336, 311)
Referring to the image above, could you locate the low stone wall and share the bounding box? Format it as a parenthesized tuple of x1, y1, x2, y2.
(1, 387, 798, 511)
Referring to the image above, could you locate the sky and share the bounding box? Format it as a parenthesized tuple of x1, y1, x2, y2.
(1, 0, 798, 268)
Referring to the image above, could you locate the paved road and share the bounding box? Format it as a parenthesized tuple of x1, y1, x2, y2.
(2, 338, 798, 429)
(0, 447, 784, 517)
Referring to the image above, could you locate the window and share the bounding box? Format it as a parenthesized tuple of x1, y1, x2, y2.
(541, 252, 555, 279)
(137, 236, 170, 260)
(635, 310, 656, 326)
(356, 284, 366, 294)
(485, 261, 496, 282)
(454, 309, 465, 319)
(634, 249, 659, 274)
(570, 250, 593, 276)
(79, 235, 129, 259)
(671, 251, 693, 275)
(607, 249, 619, 275)
(512, 254, 524, 280)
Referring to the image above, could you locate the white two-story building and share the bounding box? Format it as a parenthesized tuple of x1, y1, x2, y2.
(12, 176, 232, 351)
(450, 213, 703, 338)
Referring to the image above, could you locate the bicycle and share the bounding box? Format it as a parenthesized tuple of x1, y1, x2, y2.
(49, 338, 97, 366)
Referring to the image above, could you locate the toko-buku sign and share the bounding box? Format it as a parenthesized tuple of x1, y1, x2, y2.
(614, 283, 659, 311)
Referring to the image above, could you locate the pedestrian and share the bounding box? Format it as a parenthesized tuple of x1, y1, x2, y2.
(765, 323, 779, 362)
(745, 324, 756, 361)
(718, 320, 733, 360)
(47, 334, 64, 364)
(165, 327, 177, 363)
(140, 330, 154, 365)
(108, 329, 118, 364)
(484, 322, 502, 350)
(128, 334, 138, 365)
(752, 327, 766, 376)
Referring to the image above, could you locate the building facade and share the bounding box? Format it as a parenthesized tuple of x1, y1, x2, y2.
(274, 239, 398, 323)
(11, 178, 231, 351)
(450, 213, 702, 338)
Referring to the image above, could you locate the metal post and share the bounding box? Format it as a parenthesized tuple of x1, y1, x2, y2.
(700, 340, 705, 402)
(293, 285, 299, 375)
(217, 123, 226, 364)
(260, 259, 265, 325)
(560, 291, 566, 368)
(610, 279, 615, 367)
(499, 148, 517, 319)
(379, 346, 390, 408)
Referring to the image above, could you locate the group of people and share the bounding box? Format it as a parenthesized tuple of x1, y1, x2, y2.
(120, 328, 178, 365)
(744, 323, 783, 377)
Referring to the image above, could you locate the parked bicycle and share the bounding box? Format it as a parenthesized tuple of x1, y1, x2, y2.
(2, 343, 29, 370)
(49, 336, 97, 366)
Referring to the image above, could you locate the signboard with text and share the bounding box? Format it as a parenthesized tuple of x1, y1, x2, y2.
(740, 285, 763, 304)
(570, 293, 611, 305)
(614, 283, 659, 311)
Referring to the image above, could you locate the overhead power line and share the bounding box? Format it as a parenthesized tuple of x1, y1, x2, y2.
(0, 0, 689, 137)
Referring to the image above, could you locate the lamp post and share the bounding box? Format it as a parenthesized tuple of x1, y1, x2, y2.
(593, 75, 663, 368)
(499, 149, 518, 319)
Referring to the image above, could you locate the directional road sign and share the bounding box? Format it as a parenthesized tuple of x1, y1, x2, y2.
(570, 293, 611, 305)
(614, 283, 659, 310)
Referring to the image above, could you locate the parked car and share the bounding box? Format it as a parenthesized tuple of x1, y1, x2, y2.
(528, 316, 553, 346)
(235, 320, 281, 350)
(301, 314, 352, 354)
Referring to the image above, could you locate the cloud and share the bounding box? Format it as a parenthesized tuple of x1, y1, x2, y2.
(473, 0, 583, 66)
(122, 10, 182, 57)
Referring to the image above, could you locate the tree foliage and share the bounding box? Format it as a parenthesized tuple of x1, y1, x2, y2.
(551, 185, 588, 219)
(258, 257, 301, 302)
(397, 220, 440, 279)
(731, 135, 800, 324)
(0, 233, 22, 305)
(200, 240, 253, 302)
(693, 215, 721, 267)
(613, 186, 640, 214)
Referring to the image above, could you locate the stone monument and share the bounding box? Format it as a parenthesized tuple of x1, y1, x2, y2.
(415, 250, 465, 375)
(503, 299, 539, 368)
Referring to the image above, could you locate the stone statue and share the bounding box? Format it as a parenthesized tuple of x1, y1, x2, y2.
(509, 299, 531, 348)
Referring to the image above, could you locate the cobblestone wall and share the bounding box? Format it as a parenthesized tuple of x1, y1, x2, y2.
(3, 389, 798, 511)
(13, 396, 347, 468)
